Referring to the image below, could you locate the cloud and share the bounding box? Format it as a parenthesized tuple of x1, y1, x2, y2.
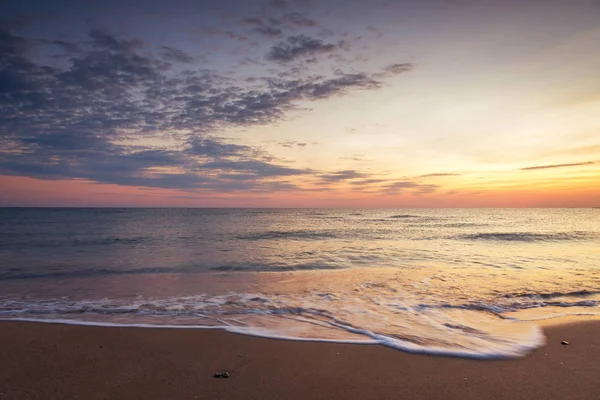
(366, 25, 383, 38)
(349, 178, 387, 185)
(254, 25, 283, 37)
(267, 35, 339, 62)
(200, 160, 313, 177)
(160, 46, 194, 63)
(186, 137, 253, 157)
(384, 63, 413, 74)
(319, 170, 368, 183)
(0, 25, 413, 192)
(260, 72, 381, 100)
(278, 140, 308, 148)
(281, 12, 317, 27)
(340, 155, 367, 162)
(268, 0, 289, 8)
(37, 38, 80, 53)
(89, 29, 143, 52)
(241, 11, 316, 36)
(241, 17, 264, 26)
(520, 161, 597, 171)
(240, 18, 282, 37)
(382, 181, 439, 193)
(419, 173, 460, 178)
(342, 176, 439, 194)
(196, 27, 248, 41)
(372, 62, 414, 78)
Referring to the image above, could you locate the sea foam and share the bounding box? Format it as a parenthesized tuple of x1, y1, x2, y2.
(0, 289, 575, 359)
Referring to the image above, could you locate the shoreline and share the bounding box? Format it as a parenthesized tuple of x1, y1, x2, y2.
(2, 312, 598, 353)
(1, 319, 599, 399)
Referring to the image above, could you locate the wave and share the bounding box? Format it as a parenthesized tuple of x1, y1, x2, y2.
(0, 235, 153, 250)
(430, 300, 599, 313)
(429, 223, 487, 228)
(503, 290, 600, 300)
(210, 263, 346, 272)
(237, 230, 337, 240)
(0, 262, 349, 281)
(3, 288, 597, 359)
(0, 265, 199, 281)
(459, 231, 595, 242)
(2, 294, 595, 321)
(4, 316, 546, 359)
(389, 214, 420, 219)
(74, 236, 152, 246)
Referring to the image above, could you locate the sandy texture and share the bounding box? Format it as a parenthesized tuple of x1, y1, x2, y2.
(0, 320, 599, 400)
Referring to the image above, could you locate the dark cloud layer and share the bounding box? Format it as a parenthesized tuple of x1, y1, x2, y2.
(160, 46, 194, 63)
(241, 10, 317, 38)
(267, 0, 286, 8)
(267, 35, 339, 62)
(254, 25, 283, 37)
(0, 13, 413, 193)
(281, 12, 318, 27)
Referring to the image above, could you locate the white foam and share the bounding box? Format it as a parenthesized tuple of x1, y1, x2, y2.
(1, 317, 225, 330)
(1, 316, 545, 359)
(0, 289, 554, 359)
(3, 269, 597, 361)
(3, 317, 376, 344)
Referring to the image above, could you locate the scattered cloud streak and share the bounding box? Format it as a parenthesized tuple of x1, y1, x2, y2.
(319, 169, 369, 183)
(373, 62, 413, 78)
(382, 181, 439, 194)
(520, 161, 597, 171)
(278, 140, 308, 148)
(419, 173, 460, 178)
(349, 178, 386, 185)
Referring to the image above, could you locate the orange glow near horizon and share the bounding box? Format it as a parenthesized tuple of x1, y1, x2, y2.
(2, 173, 598, 208)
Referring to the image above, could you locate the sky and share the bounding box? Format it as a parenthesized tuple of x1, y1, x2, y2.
(0, 0, 599, 207)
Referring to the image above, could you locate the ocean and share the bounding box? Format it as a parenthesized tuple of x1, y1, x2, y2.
(1, 208, 599, 358)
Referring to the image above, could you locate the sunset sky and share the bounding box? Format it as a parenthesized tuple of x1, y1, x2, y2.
(1, 0, 599, 207)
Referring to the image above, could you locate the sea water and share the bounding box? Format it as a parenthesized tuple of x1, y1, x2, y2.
(1, 208, 599, 358)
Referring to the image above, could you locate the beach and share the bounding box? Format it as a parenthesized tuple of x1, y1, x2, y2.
(1, 319, 598, 400)
(1, 209, 598, 398)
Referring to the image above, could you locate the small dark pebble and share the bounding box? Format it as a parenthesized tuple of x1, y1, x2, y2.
(561, 341, 569, 345)
(214, 371, 230, 378)
(99, 345, 103, 349)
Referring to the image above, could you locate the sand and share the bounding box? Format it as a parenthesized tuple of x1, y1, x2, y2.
(1, 320, 599, 400)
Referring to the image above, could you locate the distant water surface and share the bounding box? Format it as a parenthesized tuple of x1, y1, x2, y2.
(1, 208, 599, 358)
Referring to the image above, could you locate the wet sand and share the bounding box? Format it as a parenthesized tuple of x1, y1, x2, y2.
(1, 320, 599, 399)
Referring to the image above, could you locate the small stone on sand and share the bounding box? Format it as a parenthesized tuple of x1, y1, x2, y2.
(561, 341, 569, 345)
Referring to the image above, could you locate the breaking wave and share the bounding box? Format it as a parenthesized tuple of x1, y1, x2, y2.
(0, 262, 349, 280)
(459, 231, 595, 242)
(0, 236, 154, 250)
(2, 287, 598, 359)
(237, 230, 338, 240)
